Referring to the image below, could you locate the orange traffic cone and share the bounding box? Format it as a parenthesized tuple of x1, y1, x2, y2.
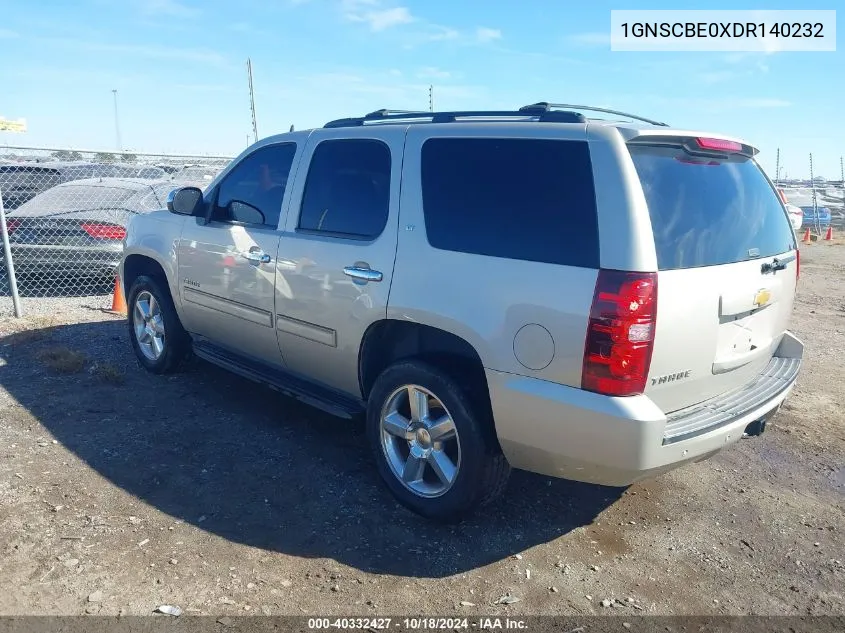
(802, 228, 811, 243)
(824, 226, 833, 240)
(110, 276, 127, 314)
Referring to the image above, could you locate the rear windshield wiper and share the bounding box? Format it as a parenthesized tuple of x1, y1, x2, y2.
(761, 253, 796, 274)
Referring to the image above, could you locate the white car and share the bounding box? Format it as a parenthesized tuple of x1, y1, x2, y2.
(786, 203, 803, 230)
(777, 189, 803, 231)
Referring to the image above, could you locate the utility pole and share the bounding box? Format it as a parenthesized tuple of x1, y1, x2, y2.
(774, 148, 780, 187)
(810, 153, 818, 232)
(247, 58, 258, 141)
(112, 89, 122, 152)
(840, 156, 843, 187)
(429, 85, 434, 112)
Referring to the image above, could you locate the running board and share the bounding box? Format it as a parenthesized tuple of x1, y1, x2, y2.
(192, 341, 365, 420)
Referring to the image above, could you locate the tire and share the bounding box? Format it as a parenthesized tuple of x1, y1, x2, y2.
(366, 359, 511, 522)
(127, 274, 191, 374)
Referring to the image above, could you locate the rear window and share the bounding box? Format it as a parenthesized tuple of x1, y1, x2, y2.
(420, 138, 599, 268)
(629, 144, 795, 270)
(17, 185, 139, 213)
(0, 166, 61, 187)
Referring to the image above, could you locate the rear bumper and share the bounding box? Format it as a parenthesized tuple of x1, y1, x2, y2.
(9, 244, 121, 275)
(488, 331, 804, 487)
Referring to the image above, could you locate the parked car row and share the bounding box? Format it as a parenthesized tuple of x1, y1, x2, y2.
(3, 175, 210, 282)
(0, 160, 225, 211)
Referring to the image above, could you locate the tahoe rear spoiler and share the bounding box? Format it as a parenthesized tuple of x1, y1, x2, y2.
(627, 133, 758, 158)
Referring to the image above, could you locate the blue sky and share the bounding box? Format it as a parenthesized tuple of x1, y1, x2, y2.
(0, 0, 841, 178)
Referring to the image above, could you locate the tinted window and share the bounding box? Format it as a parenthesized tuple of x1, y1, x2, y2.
(629, 145, 795, 270)
(298, 139, 391, 239)
(0, 166, 61, 188)
(420, 138, 599, 268)
(214, 143, 297, 227)
(17, 184, 138, 213)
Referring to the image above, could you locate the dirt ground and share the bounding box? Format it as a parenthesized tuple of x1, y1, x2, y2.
(0, 241, 843, 617)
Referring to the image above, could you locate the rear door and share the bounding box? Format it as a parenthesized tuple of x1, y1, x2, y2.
(627, 137, 798, 413)
(273, 128, 403, 397)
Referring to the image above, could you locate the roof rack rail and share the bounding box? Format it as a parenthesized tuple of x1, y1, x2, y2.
(323, 108, 587, 128)
(520, 102, 669, 127)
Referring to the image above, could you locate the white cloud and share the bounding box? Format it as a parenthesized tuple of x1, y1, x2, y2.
(697, 70, 738, 85)
(567, 31, 610, 47)
(284, 68, 485, 109)
(138, 0, 200, 18)
(172, 83, 231, 93)
(34, 36, 229, 67)
(416, 66, 451, 80)
(426, 25, 460, 41)
(342, 1, 415, 31)
(475, 27, 502, 43)
(367, 7, 414, 31)
(735, 98, 791, 108)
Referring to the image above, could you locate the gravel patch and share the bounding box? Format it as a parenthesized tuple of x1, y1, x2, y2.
(0, 242, 842, 616)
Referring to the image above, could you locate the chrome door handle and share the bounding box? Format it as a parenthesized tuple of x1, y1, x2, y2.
(243, 250, 271, 264)
(343, 266, 383, 282)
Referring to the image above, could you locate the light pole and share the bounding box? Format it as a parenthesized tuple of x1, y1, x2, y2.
(112, 89, 122, 152)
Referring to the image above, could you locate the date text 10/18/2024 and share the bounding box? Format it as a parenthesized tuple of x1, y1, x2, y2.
(307, 618, 529, 630)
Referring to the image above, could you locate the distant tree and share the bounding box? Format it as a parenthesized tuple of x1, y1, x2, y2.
(52, 150, 84, 161)
(121, 152, 138, 163)
(95, 152, 115, 163)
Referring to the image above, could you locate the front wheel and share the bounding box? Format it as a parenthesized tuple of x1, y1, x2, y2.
(127, 275, 191, 374)
(366, 360, 510, 522)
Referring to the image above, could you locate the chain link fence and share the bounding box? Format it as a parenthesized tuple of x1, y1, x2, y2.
(1, 146, 232, 316)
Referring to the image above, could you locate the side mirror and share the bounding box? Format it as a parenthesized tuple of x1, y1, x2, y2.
(167, 187, 204, 216)
(229, 200, 265, 225)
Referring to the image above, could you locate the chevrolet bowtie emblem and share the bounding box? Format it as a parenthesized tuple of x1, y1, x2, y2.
(753, 288, 771, 307)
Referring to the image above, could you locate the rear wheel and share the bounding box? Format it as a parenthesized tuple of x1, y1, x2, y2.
(127, 275, 191, 374)
(366, 360, 510, 522)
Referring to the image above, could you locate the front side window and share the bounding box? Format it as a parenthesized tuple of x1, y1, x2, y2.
(213, 143, 297, 227)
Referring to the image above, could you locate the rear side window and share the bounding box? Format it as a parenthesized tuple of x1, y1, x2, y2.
(628, 145, 795, 270)
(298, 139, 392, 239)
(420, 138, 599, 268)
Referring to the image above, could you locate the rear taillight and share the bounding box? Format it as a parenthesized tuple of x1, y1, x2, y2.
(3, 219, 20, 236)
(582, 270, 658, 397)
(80, 222, 126, 240)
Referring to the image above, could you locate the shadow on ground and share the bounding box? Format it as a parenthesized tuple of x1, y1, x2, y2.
(0, 319, 623, 579)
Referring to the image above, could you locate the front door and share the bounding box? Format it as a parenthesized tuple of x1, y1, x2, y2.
(176, 141, 300, 367)
(274, 128, 404, 397)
